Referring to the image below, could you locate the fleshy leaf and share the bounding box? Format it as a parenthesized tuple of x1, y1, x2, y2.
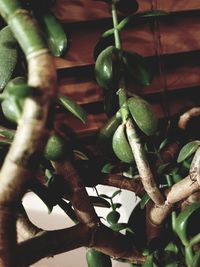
(140, 193, 150, 209)
(89, 196, 111, 208)
(111, 189, 121, 199)
(99, 194, 111, 199)
(122, 51, 153, 86)
(0, 26, 18, 91)
(101, 163, 115, 173)
(127, 96, 158, 136)
(110, 222, 134, 233)
(174, 202, 200, 245)
(39, 12, 68, 57)
(58, 95, 87, 123)
(73, 150, 89, 161)
(159, 138, 169, 151)
(118, 11, 169, 32)
(0, 128, 15, 140)
(177, 141, 200, 163)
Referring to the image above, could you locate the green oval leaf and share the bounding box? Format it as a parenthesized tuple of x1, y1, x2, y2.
(0, 26, 18, 91)
(96, 113, 121, 157)
(106, 210, 120, 225)
(101, 163, 115, 174)
(111, 189, 121, 199)
(192, 251, 200, 267)
(118, 11, 169, 32)
(113, 203, 122, 210)
(0, 128, 15, 141)
(112, 123, 135, 163)
(95, 46, 120, 90)
(122, 50, 153, 86)
(1, 96, 24, 123)
(110, 222, 134, 233)
(39, 12, 68, 57)
(140, 193, 150, 209)
(89, 196, 111, 208)
(158, 138, 169, 151)
(93, 35, 115, 60)
(4, 76, 26, 91)
(127, 96, 158, 136)
(99, 194, 111, 200)
(142, 255, 154, 267)
(177, 141, 200, 163)
(175, 203, 200, 245)
(44, 135, 69, 161)
(86, 248, 112, 267)
(58, 95, 87, 124)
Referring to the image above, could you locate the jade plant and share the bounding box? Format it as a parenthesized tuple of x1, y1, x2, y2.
(0, 0, 200, 267)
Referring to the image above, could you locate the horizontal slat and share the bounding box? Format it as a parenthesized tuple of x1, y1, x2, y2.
(56, 92, 197, 138)
(52, 0, 200, 23)
(55, 13, 200, 69)
(57, 51, 200, 104)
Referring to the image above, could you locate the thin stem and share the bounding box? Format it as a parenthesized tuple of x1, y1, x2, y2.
(111, 3, 121, 50)
(185, 246, 194, 267)
(117, 84, 129, 123)
(189, 233, 200, 247)
(171, 211, 177, 232)
(111, 2, 129, 123)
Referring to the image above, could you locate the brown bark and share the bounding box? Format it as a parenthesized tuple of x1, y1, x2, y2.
(166, 175, 199, 204)
(181, 190, 200, 210)
(178, 107, 200, 130)
(18, 224, 92, 266)
(126, 119, 165, 206)
(52, 160, 100, 227)
(0, 207, 17, 267)
(146, 201, 173, 241)
(17, 223, 145, 266)
(101, 175, 145, 198)
(0, 27, 56, 266)
(17, 204, 42, 242)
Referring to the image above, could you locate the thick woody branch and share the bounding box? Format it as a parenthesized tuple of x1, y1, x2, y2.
(52, 161, 100, 227)
(166, 176, 199, 204)
(146, 201, 173, 241)
(0, 1, 57, 266)
(126, 119, 165, 206)
(178, 107, 200, 130)
(18, 224, 92, 266)
(92, 224, 145, 264)
(17, 223, 145, 266)
(101, 174, 145, 198)
(17, 204, 42, 242)
(145, 146, 200, 241)
(181, 190, 200, 210)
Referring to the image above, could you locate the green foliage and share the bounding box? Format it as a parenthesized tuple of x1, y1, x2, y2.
(95, 46, 120, 90)
(44, 135, 70, 161)
(174, 203, 200, 246)
(89, 196, 111, 208)
(177, 141, 200, 163)
(86, 248, 112, 267)
(122, 51, 153, 86)
(0, 26, 18, 91)
(58, 95, 87, 124)
(127, 96, 158, 136)
(38, 12, 68, 57)
(112, 123, 135, 163)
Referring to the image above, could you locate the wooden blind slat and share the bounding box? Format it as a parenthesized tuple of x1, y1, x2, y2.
(52, 0, 200, 23)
